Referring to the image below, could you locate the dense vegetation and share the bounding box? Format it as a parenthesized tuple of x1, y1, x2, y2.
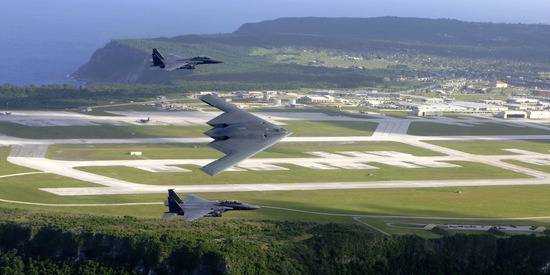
(3, 17, 550, 108)
(6, 17, 550, 108)
(1, 208, 550, 274)
(236, 17, 550, 49)
(0, 84, 182, 109)
(73, 17, 550, 86)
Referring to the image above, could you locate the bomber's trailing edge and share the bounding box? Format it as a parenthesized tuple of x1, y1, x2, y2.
(199, 94, 291, 176)
(150, 48, 223, 71)
(164, 189, 260, 221)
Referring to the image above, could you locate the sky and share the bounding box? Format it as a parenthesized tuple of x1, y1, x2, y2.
(2, 0, 549, 41)
(1, 0, 549, 84)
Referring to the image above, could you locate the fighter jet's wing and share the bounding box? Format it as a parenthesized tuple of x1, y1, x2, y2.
(167, 53, 184, 60)
(183, 208, 214, 221)
(184, 194, 211, 205)
(201, 134, 287, 176)
(181, 194, 215, 221)
(163, 62, 188, 71)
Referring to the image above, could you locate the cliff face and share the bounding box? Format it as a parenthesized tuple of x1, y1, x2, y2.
(73, 17, 550, 85)
(72, 41, 172, 84)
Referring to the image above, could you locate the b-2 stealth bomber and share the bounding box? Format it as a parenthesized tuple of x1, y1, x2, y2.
(164, 189, 260, 221)
(199, 94, 291, 176)
(150, 48, 223, 71)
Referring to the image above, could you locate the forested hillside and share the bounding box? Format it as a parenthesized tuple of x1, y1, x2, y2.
(1, 209, 550, 274)
(73, 17, 550, 85)
(236, 17, 550, 48)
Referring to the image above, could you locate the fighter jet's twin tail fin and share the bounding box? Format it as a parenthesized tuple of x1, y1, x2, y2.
(165, 189, 184, 216)
(151, 48, 166, 68)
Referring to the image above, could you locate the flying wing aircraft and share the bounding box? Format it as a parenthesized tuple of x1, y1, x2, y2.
(199, 94, 291, 176)
(163, 189, 260, 221)
(150, 48, 223, 71)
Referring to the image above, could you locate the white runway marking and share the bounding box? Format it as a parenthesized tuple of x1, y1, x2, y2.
(2, 112, 550, 197)
(0, 198, 162, 207)
(0, 172, 46, 179)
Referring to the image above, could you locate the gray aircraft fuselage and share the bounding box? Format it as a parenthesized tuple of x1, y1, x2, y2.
(178, 200, 259, 218)
(164, 190, 259, 221)
(151, 48, 223, 71)
(186, 56, 223, 64)
(205, 123, 288, 140)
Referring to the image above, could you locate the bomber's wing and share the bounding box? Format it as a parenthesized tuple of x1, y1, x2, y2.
(202, 135, 287, 176)
(200, 94, 268, 125)
(199, 94, 289, 176)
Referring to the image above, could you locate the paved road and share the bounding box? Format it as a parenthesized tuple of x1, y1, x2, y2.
(372, 119, 411, 137)
(0, 110, 375, 127)
(0, 198, 162, 207)
(0, 172, 46, 179)
(37, 178, 550, 196)
(9, 135, 549, 196)
(4, 113, 550, 197)
(4, 134, 550, 146)
(9, 144, 49, 158)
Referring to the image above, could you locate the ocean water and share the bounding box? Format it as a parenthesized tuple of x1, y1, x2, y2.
(0, 0, 249, 85)
(2, 0, 548, 85)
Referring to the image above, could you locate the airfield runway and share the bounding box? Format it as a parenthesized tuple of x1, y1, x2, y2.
(3, 111, 550, 196)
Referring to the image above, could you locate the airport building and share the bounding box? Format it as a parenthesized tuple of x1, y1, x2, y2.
(496, 80, 509, 89)
(527, 111, 550, 120)
(297, 95, 335, 104)
(496, 110, 527, 119)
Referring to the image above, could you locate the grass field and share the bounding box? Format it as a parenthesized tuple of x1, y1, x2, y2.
(0, 153, 545, 224)
(3, 173, 550, 225)
(0, 147, 36, 176)
(341, 107, 410, 118)
(250, 47, 393, 69)
(0, 122, 209, 139)
(282, 120, 378, 136)
(77, 161, 527, 186)
(47, 141, 441, 161)
(504, 160, 550, 173)
(0, 120, 377, 139)
(426, 140, 550, 155)
(408, 122, 550, 136)
(76, 104, 159, 116)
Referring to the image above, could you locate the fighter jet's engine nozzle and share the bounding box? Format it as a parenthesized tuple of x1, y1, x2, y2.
(180, 64, 196, 70)
(206, 210, 224, 217)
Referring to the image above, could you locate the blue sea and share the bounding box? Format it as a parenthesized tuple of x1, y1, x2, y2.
(2, 0, 547, 85)
(0, 0, 255, 85)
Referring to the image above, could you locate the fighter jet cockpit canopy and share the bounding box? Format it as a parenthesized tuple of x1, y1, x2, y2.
(219, 200, 242, 205)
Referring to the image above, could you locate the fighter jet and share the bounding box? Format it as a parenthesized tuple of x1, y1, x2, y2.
(199, 94, 291, 176)
(150, 48, 223, 71)
(163, 189, 260, 221)
(137, 117, 150, 124)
